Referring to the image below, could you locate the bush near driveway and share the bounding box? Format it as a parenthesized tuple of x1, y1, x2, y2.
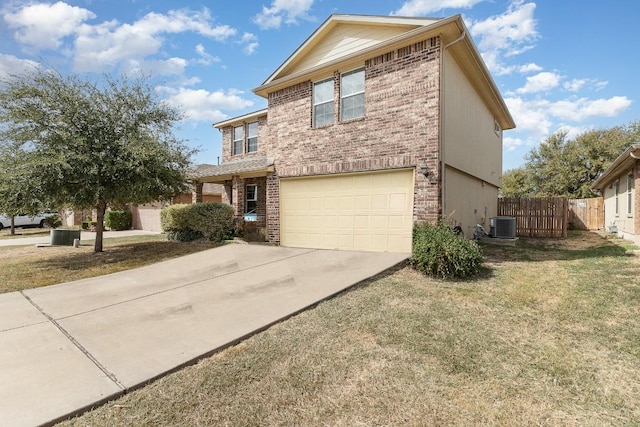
(105, 210, 132, 230)
(161, 203, 234, 242)
(410, 221, 484, 279)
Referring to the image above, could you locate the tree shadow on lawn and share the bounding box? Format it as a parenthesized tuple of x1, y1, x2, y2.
(39, 240, 220, 272)
(479, 230, 635, 265)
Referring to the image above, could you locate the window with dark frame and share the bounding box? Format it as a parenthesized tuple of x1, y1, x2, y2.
(313, 78, 334, 127)
(247, 121, 258, 153)
(340, 68, 365, 121)
(233, 125, 244, 156)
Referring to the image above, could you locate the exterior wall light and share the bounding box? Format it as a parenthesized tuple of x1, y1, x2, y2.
(420, 163, 430, 178)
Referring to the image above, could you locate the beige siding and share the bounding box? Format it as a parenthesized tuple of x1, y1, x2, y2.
(286, 24, 413, 75)
(444, 167, 499, 238)
(280, 170, 414, 253)
(602, 174, 635, 236)
(443, 52, 502, 188)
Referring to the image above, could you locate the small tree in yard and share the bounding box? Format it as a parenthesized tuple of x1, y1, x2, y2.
(0, 148, 47, 235)
(0, 69, 195, 252)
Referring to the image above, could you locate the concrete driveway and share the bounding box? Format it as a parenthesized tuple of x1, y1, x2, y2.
(0, 243, 408, 427)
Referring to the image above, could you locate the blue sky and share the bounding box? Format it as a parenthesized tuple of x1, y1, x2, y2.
(1, 0, 638, 171)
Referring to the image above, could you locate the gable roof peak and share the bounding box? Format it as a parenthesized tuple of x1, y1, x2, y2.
(260, 13, 444, 87)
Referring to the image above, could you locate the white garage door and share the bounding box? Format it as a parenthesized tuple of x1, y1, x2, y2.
(280, 169, 414, 253)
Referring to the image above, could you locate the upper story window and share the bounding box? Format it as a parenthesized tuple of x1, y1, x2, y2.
(247, 121, 258, 153)
(628, 172, 634, 216)
(231, 122, 259, 156)
(233, 125, 244, 156)
(313, 78, 334, 127)
(340, 68, 365, 121)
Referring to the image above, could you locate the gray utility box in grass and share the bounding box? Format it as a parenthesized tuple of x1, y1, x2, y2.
(50, 229, 81, 246)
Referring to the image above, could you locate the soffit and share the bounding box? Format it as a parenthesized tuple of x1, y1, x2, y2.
(591, 144, 640, 190)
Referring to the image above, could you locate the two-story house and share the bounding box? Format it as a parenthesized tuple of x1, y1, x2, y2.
(190, 14, 515, 253)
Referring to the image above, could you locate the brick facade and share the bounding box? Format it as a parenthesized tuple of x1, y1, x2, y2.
(219, 37, 443, 245)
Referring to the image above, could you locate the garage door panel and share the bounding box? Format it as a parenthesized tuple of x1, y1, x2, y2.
(280, 169, 414, 253)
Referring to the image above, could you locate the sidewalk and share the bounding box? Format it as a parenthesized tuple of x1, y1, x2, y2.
(0, 229, 161, 247)
(0, 244, 408, 426)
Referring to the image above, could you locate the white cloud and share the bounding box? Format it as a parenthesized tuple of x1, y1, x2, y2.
(563, 78, 609, 92)
(516, 71, 561, 94)
(506, 95, 632, 138)
(0, 54, 40, 80)
(73, 8, 236, 73)
(240, 33, 259, 55)
(4, 3, 237, 75)
(505, 96, 554, 136)
(253, 0, 315, 30)
(503, 136, 525, 152)
(549, 96, 632, 121)
(195, 44, 221, 65)
(157, 86, 255, 122)
(563, 78, 587, 92)
(469, 1, 538, 75)
(3, 1, 95, 50)
(392, 0, 485, 16)
(518, 63, 542, 73)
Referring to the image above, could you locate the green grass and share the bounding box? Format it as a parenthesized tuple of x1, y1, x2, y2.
(0, 234, 221, 294)
(59, 231, 640, 426)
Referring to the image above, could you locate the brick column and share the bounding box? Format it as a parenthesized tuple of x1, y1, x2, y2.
(266, 172, 280, 244)
(231, 176, 244, 217)
(192, 181, 203, 204)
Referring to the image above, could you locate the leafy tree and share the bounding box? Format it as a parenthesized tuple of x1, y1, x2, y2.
(499, 167, 535, 197)
(0, 147, 48, 235)
(501, 122, 639, 198)
(0, 69, 195, 251)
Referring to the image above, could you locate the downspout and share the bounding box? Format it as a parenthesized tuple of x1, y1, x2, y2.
(438, 30, 466, 219)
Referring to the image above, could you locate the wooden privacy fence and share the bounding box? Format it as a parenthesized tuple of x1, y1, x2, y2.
(498, 197, 568, 238)
(568, 198, 604, 231)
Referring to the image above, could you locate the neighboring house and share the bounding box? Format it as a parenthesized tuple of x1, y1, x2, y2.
(60, 184, 224, 231)
(591, 144, 639, 245)
(191, 14, 515, 253)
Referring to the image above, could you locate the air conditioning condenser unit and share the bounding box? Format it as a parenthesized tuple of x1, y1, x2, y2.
(489, 216, 516, 239)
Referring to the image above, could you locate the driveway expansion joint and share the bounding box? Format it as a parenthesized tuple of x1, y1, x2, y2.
(55, 247, 320, 321)
(19, 291, 125, 391)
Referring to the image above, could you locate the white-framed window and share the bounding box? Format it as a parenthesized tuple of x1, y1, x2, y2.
(313, 78, 334, 127)
(233, 125, 244, 156)
(628, 172, 634, 216)
(245, 184, 257, 215)
(615, 179, 620, 215)
(340, 68, 365, 121)
(247, 121, 258, 153)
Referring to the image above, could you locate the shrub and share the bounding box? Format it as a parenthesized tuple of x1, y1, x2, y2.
(43, 214, 62, 229)
(105, 210, 132, 230)
(188, 202, 234, 242)
(160, 204, 191, 231)
(410, 221, 484, 279)
(161, 202, 234, 243)
(166, 229, 204, 242)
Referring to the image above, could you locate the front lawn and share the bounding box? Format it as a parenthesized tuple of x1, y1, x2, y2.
(61, 231, 640, 426)
(0, 235, 221, 294)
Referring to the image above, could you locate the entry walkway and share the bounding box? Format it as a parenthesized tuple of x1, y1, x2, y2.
(0, 244, 408, 426)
